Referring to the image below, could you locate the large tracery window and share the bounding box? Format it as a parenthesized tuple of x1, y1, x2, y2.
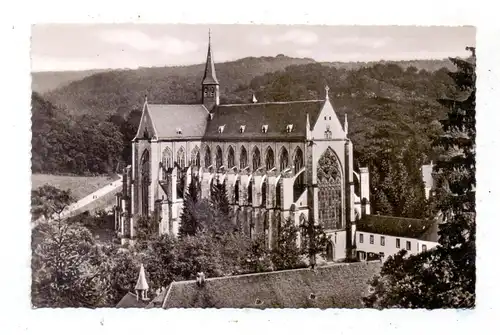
(140, 150, 150, 216)
(279, 147, 289, 172)
(240, 146, 248, 170)
(227, 146, 235, 168)
(215, 146, 223, 170)
(252, 147, 261, 172)
(161, 147, 172, 180)
(191, 146, 200, 168)
(204, 146, 212, 168)
(265, 147, 275, 171)
(317, 148, 343, 230)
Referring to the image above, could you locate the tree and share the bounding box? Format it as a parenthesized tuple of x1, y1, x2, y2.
(31, 185, 74, 223)
(210, 178, 230, 217)
(242, 232, 272, 274)
(364, 48, 476, 308)
(32, 220, 112, 307)
(300, 220, 329, 268)
(178, 176, 202, 237)
(271, 217, 303, 270)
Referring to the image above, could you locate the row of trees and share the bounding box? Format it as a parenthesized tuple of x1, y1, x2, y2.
(363, 49, 476, 308)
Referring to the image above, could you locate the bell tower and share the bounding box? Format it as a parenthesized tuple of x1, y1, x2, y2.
(202, 30, 220, 111)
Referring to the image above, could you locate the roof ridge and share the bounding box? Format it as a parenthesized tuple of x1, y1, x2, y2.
(220, 99, 324, 107)
(169, 262, 379, 286)
(148, 103, 204, 107)
(364, 214, 431, 221)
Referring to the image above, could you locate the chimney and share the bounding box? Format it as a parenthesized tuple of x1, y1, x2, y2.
(135, 264, 150, 301)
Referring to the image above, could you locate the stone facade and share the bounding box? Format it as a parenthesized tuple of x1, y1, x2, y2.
(114, 36, 371, 261)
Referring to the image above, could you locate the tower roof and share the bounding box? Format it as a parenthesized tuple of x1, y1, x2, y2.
(135, 264, 149, 291)
(202, 30, 219, 85)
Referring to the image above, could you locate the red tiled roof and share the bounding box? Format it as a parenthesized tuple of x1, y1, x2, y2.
(204, 100, 325, 140)
(161, 262, 381, 308)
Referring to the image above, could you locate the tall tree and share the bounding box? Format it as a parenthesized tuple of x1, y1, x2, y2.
(300, 220, 329, 268)
(178, 176, 202, 237)
(271, 217, 303, 270)
(363, 48, 476, 308)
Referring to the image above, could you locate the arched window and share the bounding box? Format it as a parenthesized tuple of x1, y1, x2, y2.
(276, 178, 282, 208)
(293, 147, 306, 202)
(293, 147, 304, 174)
(279, 147, 289, 172)
(177, 147, 185, 169)
(252, 147, 261, 172)
(161, 147, 172, 180)
(191, 146, 200, 168)
(248, 179, 253, 205)
(140, 150, 150, 215)
(265, 147, 275, 171)
(215, 145, 223, 170)
(227, 146, 235, 168)
(204, 145, 212, 168)
(317, 148, 343, 230)
(234, 179, 240, 203)
(240, 146, 248, 170)
(261, 179, 267, 207)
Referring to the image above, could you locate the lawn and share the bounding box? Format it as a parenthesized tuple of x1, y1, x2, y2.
(32, 174, 120, 201)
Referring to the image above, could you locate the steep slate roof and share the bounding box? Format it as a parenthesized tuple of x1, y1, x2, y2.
(146, 104, 209, 139)
(116, 292, 150, 308)
(357, 215, 439, 242)
(204, 100, 325, 140)
(161, 262, 381, 308)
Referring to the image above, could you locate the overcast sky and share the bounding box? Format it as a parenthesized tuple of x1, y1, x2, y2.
(31, 24, 476, 72)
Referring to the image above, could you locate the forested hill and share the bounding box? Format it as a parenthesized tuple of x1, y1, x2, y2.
(42, 55, 316, 116)
(40, 55, 457, 117)
(31, 69, 109, 94)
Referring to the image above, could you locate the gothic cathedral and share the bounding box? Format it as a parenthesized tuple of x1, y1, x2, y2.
(115, 35, 371, 261)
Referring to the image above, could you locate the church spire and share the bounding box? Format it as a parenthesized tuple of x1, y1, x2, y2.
(202, 29, 219, 85)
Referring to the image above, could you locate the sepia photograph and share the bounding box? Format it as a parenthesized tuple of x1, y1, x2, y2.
(30, 24, 476, 309)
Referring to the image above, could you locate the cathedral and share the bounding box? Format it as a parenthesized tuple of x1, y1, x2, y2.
(115, 35, 371, 261)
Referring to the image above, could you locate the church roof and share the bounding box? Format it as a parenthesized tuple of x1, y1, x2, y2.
(357, 215, 439, 242)
(204, 100, 325, 140)
(146, 104, 209, 139)
(161, 262, 381, 308)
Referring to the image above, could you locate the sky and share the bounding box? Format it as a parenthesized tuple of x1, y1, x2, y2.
(31, 24, 476, 72)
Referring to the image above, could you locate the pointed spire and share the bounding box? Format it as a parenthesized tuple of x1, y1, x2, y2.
(252, 93, 258, 103)
(135, 264, 149, 291)
(202, 29, 219, 85)
(344, 113, 348, 134)
(325, 85, 330, 100)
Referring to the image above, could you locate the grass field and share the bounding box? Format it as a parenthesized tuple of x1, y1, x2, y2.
(31, 174, 120, 201)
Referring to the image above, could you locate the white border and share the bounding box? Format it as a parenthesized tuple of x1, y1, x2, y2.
(2, 1, 499, 334)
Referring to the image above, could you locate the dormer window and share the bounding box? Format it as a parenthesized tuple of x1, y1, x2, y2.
(239, 125, 246, 133)
(218, 125, 225, 133)
(261, 125, 268, 133)
(176, 128, 182, 135)
(286, 124, 294, 133)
